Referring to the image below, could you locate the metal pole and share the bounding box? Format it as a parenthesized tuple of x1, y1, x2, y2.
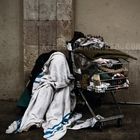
(79, 90, 96, 118)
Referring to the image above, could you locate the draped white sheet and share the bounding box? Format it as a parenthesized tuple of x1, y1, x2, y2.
(6, 52, 98, 140)
(18, 52, 75, 139)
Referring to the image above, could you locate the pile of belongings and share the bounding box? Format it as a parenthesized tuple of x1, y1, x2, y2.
(67, 32, 137, 93)
(74, 35, 110, 49)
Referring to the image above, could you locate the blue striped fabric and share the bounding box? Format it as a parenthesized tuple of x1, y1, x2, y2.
(44, 113, 71, 138)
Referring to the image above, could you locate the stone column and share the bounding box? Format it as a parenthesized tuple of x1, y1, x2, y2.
(56, 0, 74, 49)
(23, 0, 74, 81)
(23, 0, 39, 81)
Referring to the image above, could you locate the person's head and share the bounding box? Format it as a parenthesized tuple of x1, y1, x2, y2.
(69, 31, 85, 48)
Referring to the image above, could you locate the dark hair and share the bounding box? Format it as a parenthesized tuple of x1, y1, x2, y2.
(69, 31, 85, 48)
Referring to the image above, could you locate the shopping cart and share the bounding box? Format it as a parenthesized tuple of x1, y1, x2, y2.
(68, 47, 130, 130)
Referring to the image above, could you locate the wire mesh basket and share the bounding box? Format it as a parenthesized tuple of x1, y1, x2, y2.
(73, 52, 129, 93)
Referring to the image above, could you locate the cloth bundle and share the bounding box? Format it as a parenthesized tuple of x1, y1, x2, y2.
(73, 53, 130, 93)
(88, 58, 129, 93)
(69, 35, 134, 93)
(74, 35, 110, 49)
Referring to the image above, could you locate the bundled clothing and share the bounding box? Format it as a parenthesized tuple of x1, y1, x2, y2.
(67, 32, 136, 93)
(73, 52, 130, 93)
(74, 47, 137, 60)
(74, 35, 110, 49)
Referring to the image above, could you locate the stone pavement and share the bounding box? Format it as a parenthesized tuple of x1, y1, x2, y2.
(0, 100, 140, 140)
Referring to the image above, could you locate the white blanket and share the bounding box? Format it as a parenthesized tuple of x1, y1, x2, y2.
(18, 52, 75, 139)
(6, 52, 99, 139)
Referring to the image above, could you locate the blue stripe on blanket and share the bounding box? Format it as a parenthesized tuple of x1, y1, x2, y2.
(14, 119, 21, 133)
(45, 124, 63, 138)
(62, 113, 71, 125)
(44, 113, 71, 138)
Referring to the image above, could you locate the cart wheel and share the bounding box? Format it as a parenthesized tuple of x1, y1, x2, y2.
(117, 118, 123, 127)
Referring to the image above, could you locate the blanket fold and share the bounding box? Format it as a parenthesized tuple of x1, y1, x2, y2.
(17, 52, 75, 139)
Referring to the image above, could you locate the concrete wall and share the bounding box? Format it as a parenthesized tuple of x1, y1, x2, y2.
(74, 0, 140, 102)
(0, 0, 24, 100)
(1, 0, 139, 102)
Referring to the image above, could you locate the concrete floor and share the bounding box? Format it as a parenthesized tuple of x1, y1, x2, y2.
(0, 100, 140, 140)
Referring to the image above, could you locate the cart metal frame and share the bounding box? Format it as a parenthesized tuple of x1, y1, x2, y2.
(70, 50, 128, 129)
